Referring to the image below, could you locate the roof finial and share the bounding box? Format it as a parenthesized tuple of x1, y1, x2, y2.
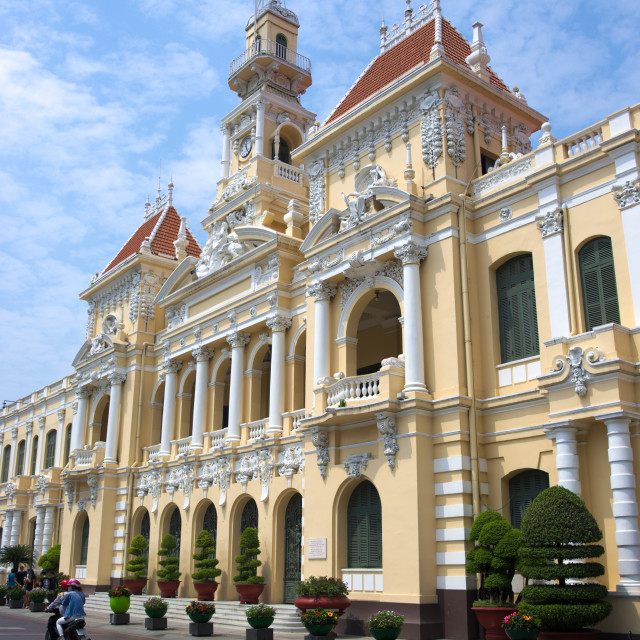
(168, 178, 174, 206)
(429, 0, 445, 61)
(465, 22, 491, 81)
(380, 15, 388, 46)
(173, 216, 188, 261)
(404, 0, 413, 28)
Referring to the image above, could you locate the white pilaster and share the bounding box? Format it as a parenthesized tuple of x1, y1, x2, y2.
(226, 333, 251, 443)
(266, 315, 291, 435)
(394, 242, 428, 392)
(54, 410, 65, 468)
(70, 388, 92, 454)
(10, 510, 21, 546)
(160, 360, 182, 457)
(33, 506, 45, 559)
(191, 347, 214, 452)
(1, 511, 13, 549)
(544, 422, 581, 496)
(35, 417, 45, 474)
(104, 371, 126, 465)
(255, 100, 265, 157)
(23, 422, 33, 476)
(41, 506, 55, 555)
(221, 126, 231, 180)
(307, 283, 337, 386)
(8, 428, 17, 481)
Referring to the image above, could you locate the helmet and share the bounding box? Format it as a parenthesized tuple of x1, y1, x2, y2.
(60, 580, 70, 588)
(68, 579, 82, 588)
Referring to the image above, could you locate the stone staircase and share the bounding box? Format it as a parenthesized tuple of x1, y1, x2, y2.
(84, 593, 307, 636)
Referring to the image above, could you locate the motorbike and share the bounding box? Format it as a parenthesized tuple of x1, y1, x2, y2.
(44, 618, 91, 640)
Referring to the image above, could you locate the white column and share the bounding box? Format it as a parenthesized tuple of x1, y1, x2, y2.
(255, 100, 265, 157)
(603, 415, 640, 592)
(544, 422, 581, 496)
(35, 417, 45, 474)
(394, 241, 428, 392)
(307, 283, 337, 386)
(23, 423, 33, 476)
(191, 347, 214, 452)
(226, 333, 251, 443)
(41, 506, 55, 555)
(70, 388, 92, 453)
(1, 511, 13, 549)
(104, 371, 126, 465)
(266, 315, 291, 435)
(160, 361, 182, 457)
(54, 410, 65, 468)
(10, 510, 21, 546)
(33, 506, 45, 559)
(8, 428, 17, 481)
(221, 126, 231, 180)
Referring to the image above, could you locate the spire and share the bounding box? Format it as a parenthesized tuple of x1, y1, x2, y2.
(429, 0, 445, 61)
(173, 215, 188, 261)
(168, 179, 174, 206)
(380, 16, 388, 48)
(465, 22, 491, 81)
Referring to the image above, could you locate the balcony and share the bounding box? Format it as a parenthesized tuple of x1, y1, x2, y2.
(71, 443, 105, 469)
(229, 39, 311, 77)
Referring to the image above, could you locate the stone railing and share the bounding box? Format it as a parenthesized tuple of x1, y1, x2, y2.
(274, 160, 303, 183)
(242, 419, 267, 442)
(229, 39, 311, 76)
(172, 437, 192, 457)
(143, 444, 162, 463)
(284, 409, 309, 433)
(564, 128, 603, 157)
(327, 374, 382, 406)
(205, 428, 227, 451)
(75, 450, 94, 466)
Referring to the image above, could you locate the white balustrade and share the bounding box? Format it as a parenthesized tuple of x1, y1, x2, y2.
(171, 437, 192, 456)
(244, 419, 267, 441)
(205, 428, 228, 450)
(229, 39, 311, 75)
(326, 374, 381, 406)
(284, 409, 309, 433)
(565, 128, 603, 157)
(274, 160, 302, 183)
(75, 450, 93, 466)
(143, 444, 161, 462)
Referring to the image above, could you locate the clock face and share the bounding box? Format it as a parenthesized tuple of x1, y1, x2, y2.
(239, 135, 252, 159)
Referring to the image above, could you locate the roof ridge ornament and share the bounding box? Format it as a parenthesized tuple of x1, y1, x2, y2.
(379, 0, 436, 53)
(465, 21, 491, 81)
(429, 0, 445, 61)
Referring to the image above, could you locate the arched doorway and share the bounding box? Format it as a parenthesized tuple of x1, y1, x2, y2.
(203, 503, 217, 550)
(283, 493, 302, 603)
(241, 499, 258, 532)
(169, 507, 181, 557)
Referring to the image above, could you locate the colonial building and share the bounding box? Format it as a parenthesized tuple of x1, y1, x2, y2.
(1, 1, 639, 638)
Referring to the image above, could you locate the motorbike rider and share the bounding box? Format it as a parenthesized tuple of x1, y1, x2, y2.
(45, 579, 69, 639)
(55, 579, 86, 639)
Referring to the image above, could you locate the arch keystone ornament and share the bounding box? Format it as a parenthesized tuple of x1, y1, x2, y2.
(552, 346, 605, 397)
(344, 453, 372, 479)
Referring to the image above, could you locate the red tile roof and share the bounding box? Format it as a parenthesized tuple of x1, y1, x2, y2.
(326, 19, 510, 124)
(102, 206, 201, 276)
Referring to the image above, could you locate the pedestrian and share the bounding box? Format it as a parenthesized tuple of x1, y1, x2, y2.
(16, 564, 26, 587)
(6, 568, 16, 588)
(24, 570, 34, 606)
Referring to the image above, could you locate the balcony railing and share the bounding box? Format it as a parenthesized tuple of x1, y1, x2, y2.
(242, 419, 267, 442)
(274, 159, 303, 183)
(205, 428, 227, 451)
(565, 128, 603, 157)
(75, 450, 94, 466)
(229, 39, 311, 76)
(284, 409, 309, 433)
(143, 444, 162, 462)
(171, 437, 192, 457)
(327, 374, 382, 406)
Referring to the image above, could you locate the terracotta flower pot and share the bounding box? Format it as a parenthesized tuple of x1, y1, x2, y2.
(235, 583, 265, 604)
(472, 606, 517, 640)
(157, 580, 181, 598)
(294, 595, 351, 617)
(123, 578, 147, 595)
(193, 581, 218, 601)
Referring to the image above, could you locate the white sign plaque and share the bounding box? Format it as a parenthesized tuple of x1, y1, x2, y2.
(308, 538, 327, 560)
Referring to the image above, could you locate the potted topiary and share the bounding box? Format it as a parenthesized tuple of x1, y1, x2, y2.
(503, 611, 542, 640)
(294, 576, 351, 617)
(144, 596, 169, 631)
(192, 530, 221, 601)
(246, 602, 276, 629)
(156, 534, 181, 598)
(28, 587, 48, 612)
(124, 534, 148, 595)
(466, 510, 520, 640)
(0, 585, 6, 606)
(367, 610, 405, 640)
(109, 584, 131, 615)
(233, 527, 264, 604)
(518, 486, 612, 640)
(7, 586, 25, 608)
(300, 607, 339, 637)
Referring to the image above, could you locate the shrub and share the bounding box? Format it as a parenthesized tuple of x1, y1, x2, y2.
(502, 612, 540, 630)
(295, 576, 349, 597)
(144, 597, 168, 612)
(125, 534, 148, 579)
(7, 586, 25, 600)
(38, 544, 61, 573)
(300, 608, 339, 626)
(109, 585, 131, 598)
(367, 610, 405, 629)
(192, 530, 221, 583)
(0, 586, 7, 597)
(156, 534, 181, 582)
(465, 510, 520, 605)
(233, 527, 264, 584)
(518, 486, 613, 632)
(246, 603, 276, 618)
(29, 587, 49, 603)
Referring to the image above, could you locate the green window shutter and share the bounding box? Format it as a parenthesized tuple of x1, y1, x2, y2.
(509, 469, 549, 528)
(45, 431, 57, 469)
(1, 446, 10, 483)
(64, 424, 72, 465)
(579, 237, 620, 331)
(496, 255, 540, 363)
(347, 480, 382, 568)
(79, 517, 90, 565)
(30, 436, 38, 476)
(16, 440, 25, 476)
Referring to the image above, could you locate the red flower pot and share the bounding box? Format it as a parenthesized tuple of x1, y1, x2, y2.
(157, 580, 181, 598)
(123, 578, 147, 595)
(472, 606, 517, 640)
(193, 581, 219, 601)
(235, 583, 265, 604)
(294, 595, 351, 617)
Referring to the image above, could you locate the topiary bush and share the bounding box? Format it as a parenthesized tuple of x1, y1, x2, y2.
(234, 527, 264, 584)
(518, 485, 612, 631)
(157, 534, 181, 582)
(192, 530, 221, 583)
(125, 534, 148, 579)
(465, 510, 520, 605)
(38, 544, 61, 573)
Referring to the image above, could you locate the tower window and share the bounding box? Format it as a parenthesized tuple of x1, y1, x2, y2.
(275, 34, 288, 59)
(272, 138, 291, 164)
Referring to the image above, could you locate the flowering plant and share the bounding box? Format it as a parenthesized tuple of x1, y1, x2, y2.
(186, 600, 216, 615)
(29, 587, 49, 602)
(7, 586, 25, 600)
(0, 585, 7, 596)
(503, 611, 541, 630)
(144, 597, 168, 611)
(367, 610, 405, 630)
(108, 585, 131, 598)
(300, 608, 339, 626)
(295, 576, 349, 597)
(246, 603, 276, 618)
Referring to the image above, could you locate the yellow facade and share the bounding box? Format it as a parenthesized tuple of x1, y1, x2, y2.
(1, 2, 639, 639)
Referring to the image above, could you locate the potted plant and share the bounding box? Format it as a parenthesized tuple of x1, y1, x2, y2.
(28, 587, 48, 612)
(144, 596, 169, 631)
(465, 510, 520, 640)
(0, 585, 6, 606)
(518, 486, 612, 640)
(367, 610, 405, 640)
(109, 584, 131, 614)
(300, 607, 339, 637)
(7, 586, 25, 608)
(503, 611, 541, 640)
(186, 600, 216, 623)
(124, 534, 148, 595)
(233, 527, 264, 604)
(294, 576, 351, 616)
(192, 530, 221, 601)
(156, 534, 181, 598)
(246, 603, 276, 629)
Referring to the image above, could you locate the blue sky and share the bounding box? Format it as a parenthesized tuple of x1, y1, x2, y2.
(1, 0, 639, 403)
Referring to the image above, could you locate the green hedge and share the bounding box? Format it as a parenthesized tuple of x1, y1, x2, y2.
(521, 584, 608, 604)
(518, 603, 613, 632)
(519, 562, 605, 581)
(519, 545, 605, 561)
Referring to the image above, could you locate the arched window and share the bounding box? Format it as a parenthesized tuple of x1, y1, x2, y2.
(16, 440, 25, 476)
(79, 517, 90, 565)
(30, 436, 39, 476)
(169, 508, 181, 558)
(272, 137, 291, 164)
(45, 431, 57, 469)
(275, 33, 287, 58)
(241, 499, 258, 532)
(64, 424, 72, 465)
(347, 480, 382, 568)
(141, 511, 150, 547)
(254, 34, 262, 53)
(496, 255, 539, 363)
(509, 469, 549, 528)
(203, 504, 218, 549)
(1, 446, 11, 483)
(579, 237, 620, 331)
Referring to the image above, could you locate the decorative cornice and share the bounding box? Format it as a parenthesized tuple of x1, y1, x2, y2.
(344, 453, 372, 479)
